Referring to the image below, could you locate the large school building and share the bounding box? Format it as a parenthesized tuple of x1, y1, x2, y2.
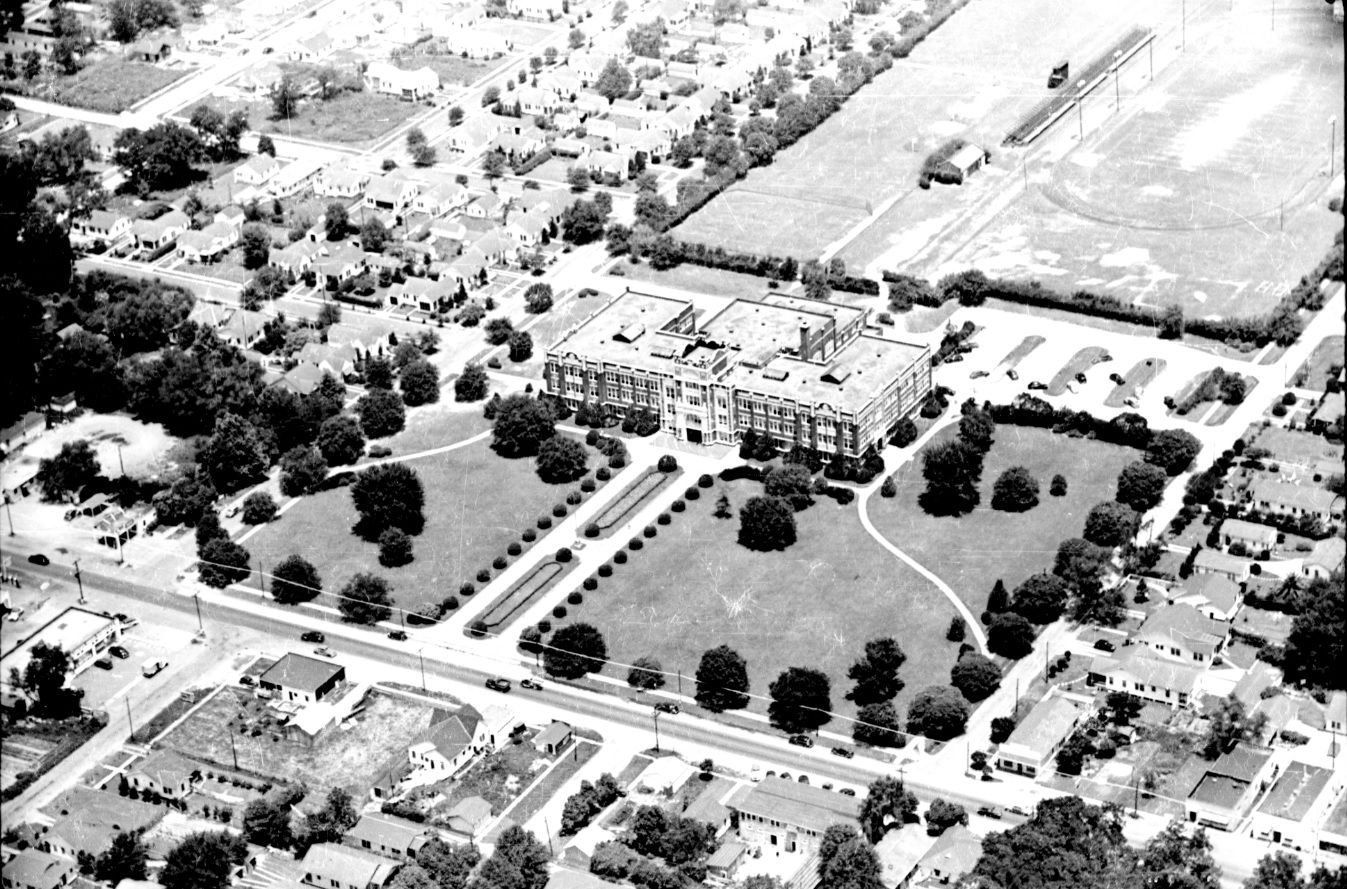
(543, 289, 932, 457)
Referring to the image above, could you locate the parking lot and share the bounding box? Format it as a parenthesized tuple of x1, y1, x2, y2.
(67, 619, 200, 712)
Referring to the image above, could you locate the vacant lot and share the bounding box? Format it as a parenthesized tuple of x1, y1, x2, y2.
(245, 439, 587, 613)
(397, 53, 495, 87)
(38, 58, 188, 113)
(1292, 335, 1344, 391)
(869, 425, 1138, 618)
(206, 91, 422, 145)
(553, 478, 961, 720)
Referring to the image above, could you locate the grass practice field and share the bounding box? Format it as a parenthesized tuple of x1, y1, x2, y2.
(868, 425, 1137, 619)
(245, 440, 583, 614)
(553, 478, 962, 722)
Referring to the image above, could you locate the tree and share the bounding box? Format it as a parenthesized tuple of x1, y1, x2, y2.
(524, 283, 554, 313)
(987, 579, 1010, 614)
(858, 776, 918, 842)
(455, 363, 490, 402)
(357, 387, 407, 438)
(738, 495, 796, 551)
(846, 637, 906, 705)
(628, 656, 665, 690)
(198, 538, 251, 589)
(593, 58, 633, 101)
(10, 643, 81, 717)
(1084, 501, 1140, 547)
(819, 836, 883, 889)
(272, 554, 321, 605)
(1243, 852, 1307, 889)
(447, 105, 466, 127)
(1202, 694, 1269, 759)
(365, 356, 395, 390)
(950, 652, 1000, 702)
(317, 413, 365, 465)
(400, 359, 440, 407)
(257, 134, 276, 156)
(360, 217, 388, 253)
(853, 701, 904, 747)
(113, 123, 203, 193)
(1283, 574, 1346, 689)
(544, 622, 608, 678)
(634, 191, 672, 230)
(957, 406, 996, 452)
(905, 685, 969, 741)
(1012, 572, 1070, 624)
(95, 830, 150, 883)
(925, 799, 968, 836)
(270, 76, 301, 121)
(919, 438, 983, 516)
(407, 129, 437, 167)
(987, 612, 1036, 659)
(160, 831, 249, 889)
(1116, 460, 1169, 512)
(200, 412, 268, 493)
(417, 838, 480, 889)
(338, 572, 394, 624)
(763, 463, 814, 511)
(1147, 428, 1202, 475)
(242, 788, 302, 849)
(323, 202, 349, 241)
(379, 527, 414, 567)
(280, 446, 328, 497)
(483, 150, 507, 178)
(242, 491, 277, 524)
(819, 825, 862, 877)
(992, 466, 1040, 511)
(768, 666, 832, 733)
(492, 394, 555, 457)
(1053, 538, 1110, 593)
(36, 439, 100, 502)
(389, 863, 437, 889)
(508, 331, 533, 363)
(567, 165, 592, 192)
(351, 462, 425, 536)
(469, 827, 550, 889)
(695, 645, 750, 711)
(971, 797, 1133, 889)
(239, 223, 270, 269)
(1140, 819, 1221, 889)
(535, 434, 588, 483)
(299, 787, 358, 850)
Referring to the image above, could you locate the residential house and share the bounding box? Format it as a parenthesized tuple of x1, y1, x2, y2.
(1248, 479, 1343, 524)
(127, 39, 171, 62)
(2, 849, 76, 889)
(684, 780, 735, 837)
(237, 63, 284, 95)
(1326, 692, 1346, 734)
(127, 750, 200, 800)
(994, 694, 1087, 778)
(71, 210, 131, 244)
(266, 156, 324, 197)
(532, 720, 573, 755)
(412, 182, 469, 217)
(235, 154, 281, 186)
(1185, 744, 1274, 830)
(543, 871, 611, 889)
(656, 0, 690, 27)
(1308, 391, 1345, 436)
(538, 69, 582, 99)
(38, 788, 164, 863)
(913, 824, 982, 886)
(218, 306, 269, 348)
(271, 240, 322, 276)
(517, 86, 561, 115)
(491, 129, 545, 162)
(365, 174, 422, 215)
(655, 104, 699, 140)
(586, 117, 618, 141)
(479, 704, 524, 750)
(1320, 792, 1347, 856)
(442, 796, 493, 841)
(408, 711, 484, 776)
(704, 841, 745, 880)
(1220, 519, 1279, 555)
(875, 827, 936, 889)
(1301, 537, 1345, 580)
(446, 116, 503, 154)
(507, 209, 550, 247)
(300, 843, 397, 889)
(214, 205, 247, 230)
(258, 652, 346, 703)
(552, 136, 590, 158)
(438, 25, 512, 58)
(183, 21, 226, 49)
(177, 221, 239, 263)
(1192, 548, 1253, 584)
(1138, 603, 1229, 664)
(464, 192, 505, 221)
(130, 210, 190, 252)
(573, 91, 609, 117)
(326, 322, 393, 358)
(568, 50, 613, 85)
(1173, 573, 1242, 622)
(275, 363, 326, 396)
(343, 813, 429, 860)
(583, 149, 627, 178)
(507, 0, 562, 19)
(730, 777, 861, 855)
(313, 243, 370, 289)
(364, 61, 440, 100)
(469, 230, 517, 266)
(315, 165, 371, 198)
(447, 249, 492, 288)
(1089, 647, 1202, 709)
(388, 277, 453, 313)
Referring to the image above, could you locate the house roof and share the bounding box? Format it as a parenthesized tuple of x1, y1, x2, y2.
(345, 812, 427, 853)
(545, 869, 612, 889)
(534, 720, 572, 749)
(1091, 647, 1202, 695)
(278, 363, 325, 395)
(1188, 772, 1250, 812)
(1307, 537, 1346, 572)
(129, 749, 199, 789)
(918, 824, 982, 879)
(1249, 479, 1340, 512)
(1176, 573, 1240, 615)
(40, 787, 165, 856)
(1140, 603, 1229, 654)
(999, 694, 1084, 762)
(1231, 660, 1281, 710)
(444, 794, 493, 834)
(302, 842, 397, 886)
(705, 840, 745, 870)
(258, 652, 344, 694)
(241, 154, 279, 176)
(1193, 548, 1252, 577)
(1211, 744, 1273, 782)
(412, 711, 479, 760)
(1221, 519, 1279, 543)
(682, 777, 734, 826)
(874, 825, 936, 889)
(2, 849, 74, 889)
(729, 776, 860, 835)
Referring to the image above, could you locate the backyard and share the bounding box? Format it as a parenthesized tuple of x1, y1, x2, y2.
(552, 477, 963, 721)
(244, 439, 590, 614)
(868, 425, 1138, 618)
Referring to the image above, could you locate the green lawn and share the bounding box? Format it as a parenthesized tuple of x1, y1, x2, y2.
(553, 478, 962, 721)
(245, 440, 586, 613)
(868, 425, 1138, 618)
(362, 402, 492, 460)
(1291, 335, 1344, 391)
(41, 58, 189, 113)
(398, 54, 495, 87)
(616, 261, 781, 299)
(207, 91, 423, 145)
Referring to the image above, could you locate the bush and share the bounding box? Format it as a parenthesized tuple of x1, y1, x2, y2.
(469, 620, 489, 638)
(557, 547, 573, 562)
(596, 466, 612, 482)
(583, 577, 598, 590)
(460, 582, 475, 596)
(477, 568, 491, 582)
(698, 473, 714, 488)
(643, 524, 657, 538)
(491, 555, 507, 570)
(657, 455, 678, 472)
(671, 499, 686, 512)
(537, 619, 552, 634)
(609, 454, 626, 469)
(507, 542, 522, 556)
(552, 604, 568, 618)
(581, 477, 596, 492)
(538, 516, 553, 529)
(629, 537, 644, 551)
(553, 503, 568, 517)
(598, 563, 613, 577)
(585, 429, 600, 445)
(613, 550, 628, 564)
(685, 486, 700, 500)
(441, 596, 459, 612)
(368, 445, 392, 458)
(568, 591, 584, 605)
(657, 512, 671, 525)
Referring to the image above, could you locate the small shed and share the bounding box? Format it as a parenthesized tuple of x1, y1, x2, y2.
(940, 143, 987, 183)
(532, 721, 573, 755)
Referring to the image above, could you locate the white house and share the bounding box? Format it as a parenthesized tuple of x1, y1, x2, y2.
(507, 0, 562, 19)
(364, 61, 440, 100)
(177, 221, 239, 262)
(517, 86, 561, 115)
(130, 210, 190, 251)
(315, 165, 371, 198)
(568, 50, 613, 85)
(412, 182, 469, 216)
(365, 174, 422, 214)
(994, 694, 1087, 778)
(72, 209, 131, 244)
(407, 712, 485, 776)
(127, 750, 200, 800)
(1137, 603, 1229, 664)
(234, 154, 281, 185)
(446, 117, 502, 154)
(1088, 647, 1202, 709)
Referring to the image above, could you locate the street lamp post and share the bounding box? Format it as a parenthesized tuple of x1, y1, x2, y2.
(651, 709, 661, 753)
(3, 494, 13, 536)
(73, 558, 86, 605)
(1112, 51, 1121, 110)
(1181, 0, 1187, 49)
(1331, 116, 1338, 180)
(418, 649, 427, 692)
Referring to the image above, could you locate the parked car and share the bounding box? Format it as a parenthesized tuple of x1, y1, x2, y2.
(977, 806, 1003, 819)
(1028, 381, 1048, 390)
(839, 788, 857, 796)
(109, 645, 129, 659)
(1124, 396, 1140, 408)
(239, 675, 257, 687)
(1109, 372, 1125, 385)
(788, 734, 815, 748)
(1075, 372, 1088, 384)
(387, 630, 408, 641)
(1008, 805, 1030, 817)
(313, 646, 337, 658)
(520, 678, 543, 691)
(224, 505, 241, 518)
(26, 553, 50, 566)
(95, 656, 114, 670)
(1094, 638, 1117, 652)
(64, 510, 78, 521)
(654, 702, 680, 715)
(301, 631, 325, 643)
(485, 677, 512, 693)
(830, 746, 855, 759)
(970, 370, 990, 379)
(1006, 369, 1019, 381)
(141, 658, 167, 678)
(944, 353, 964, 363)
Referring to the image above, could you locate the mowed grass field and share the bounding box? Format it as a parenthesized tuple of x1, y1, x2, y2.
(205, 91, 422, 145)
(245, 439, 585, 614)
(552, 479, 962, 722)
(868, 425, 1137, 618)
(948, 0, 1344, 319)
(673, 0, 1165, 260)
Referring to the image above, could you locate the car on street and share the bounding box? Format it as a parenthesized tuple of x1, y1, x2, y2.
(1006, 369, 1019, 381)
(1075, 372, 1088, 384)
(387, 630, 408, 641)
(485, 677, 512, 693)
(839, 787, 857, 796)
(313, 646, 337, 658)
(1027, 381, 1047, 390)
(301, 631, 325, 643)
(977, 806, 1003, 819)
(109, 645, 129, 659)
(970, 370, 989, 379)
(1124, 396, 1140, 408)
(224, 505, 240, 518)
(520, 678, 543, 691)
(1093, 638, 1117, 652)
(1008, 805, 1030, 817)
(788, 734, 814, 748)
(943, 353, 964, 363)
(1109, 372, 1125, 385)
(830, 746, 855, 758)
(26, 553, 50, 566)
(654, 702, 680, 715)
(239, 675, 257, 687)
(95, 656, 114, 670)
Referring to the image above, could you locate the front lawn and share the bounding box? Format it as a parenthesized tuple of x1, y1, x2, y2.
(551, 478, 961, 721)
(868, 425, 1138, 619)
(244, 439, 589, 614)
(39, 57, 189, 113)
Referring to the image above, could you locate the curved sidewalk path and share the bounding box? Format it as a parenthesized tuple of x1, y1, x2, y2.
(855, 418, 991, 656)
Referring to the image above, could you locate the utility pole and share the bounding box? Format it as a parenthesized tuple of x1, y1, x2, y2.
(228, 725, 240, 770)
(652, 710, 661, 753)
(258, 561, 266, 597)
(192, 593, 204, 633)
(73, 558, 86, 605)
(676, 670, 682, 699)
(125, 697, 134, 738)
(418, 649, 427, 692)
(3, 494, 13, 536)
(117, 444, 126, 477)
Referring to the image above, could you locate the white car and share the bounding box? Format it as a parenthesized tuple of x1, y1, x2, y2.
(313, 646, 337, 658)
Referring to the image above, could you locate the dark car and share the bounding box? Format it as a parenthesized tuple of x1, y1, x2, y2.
(301, 631, 325, 644)
(943, 353, 964, 363)
(839, 787, 857, 797)
(1094, 638, 1117, 653)
(486, 677, 512, 693)
(520, 678, 543, 691)
(1075, 372, 1088, 384)
(95, 656, 114, 670)
(654, 702, 680, 715)
(830, 746, 855, 759)
(788, 734, 815, 748)
(1027, 381, 1048, 391)
(977, 806, 1003, 819)
(239, 675, 257, 687)
(1109, 372, 1125, 385)
(27, 554, 50, 566)
(387, 630, 408, 641)
(109, 645, 130, 659)
(1006, 369, 1019, 381)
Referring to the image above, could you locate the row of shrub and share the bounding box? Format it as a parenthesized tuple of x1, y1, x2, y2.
(737, 430, 886, 484)
(513, 147, 553, 176)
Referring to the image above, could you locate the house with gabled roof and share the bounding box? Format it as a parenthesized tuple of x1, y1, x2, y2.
(1138, 603, 1229, 664)
(728, 775, 861, 855)
(1185, 744, 1274, 830)
(1173, 573, 1242, 622)
(1250, 761, 1336, 851)
(469, 230, 516, 266)
(342, 812, 430, 860)
(407, 710, 485, 776)
(464, 192, 505, 221)
(1247, 479, 1343, 524)
(177, 221, 239, 263)
(518, 86, 561, 115)
(388, 276, 453, 313)
(300, 842, 397, 889)
(994, 693, 1087, 777)
(72, 209, 131, 244)
(271, 239, 322, 276)
(315, 165, 371, 198)
(1219, 519, 1279, 555)
(258, 652, 346, 703)
(507, 208, 551, 247)
(1, 849, 76, 889)
(364, 61, 439, 100)
(538, 69, 582, 99)
(507, 0, 562, 19)
(365, 174, 421, 215)
(533, 720, 573, 755)
(583, 149, 627, 177)
(38, 788, 164, 863)
(442, 795, 493, 841)
(235, 154, 281, 185)
(446, 116, 503, 154)
(412, 182, 469, 217)
(1192, 548, 1253, 584)
(275, 363, 326, 396)
(914, 823, 981, 886)
(313, 242, 370, 289)
(568, 50, 614, 85)
(1302, 537, 1345, 580)
(127, 750, 201, 800)
(1089, 647, 1202, 709)
(130, 210, 190, 251)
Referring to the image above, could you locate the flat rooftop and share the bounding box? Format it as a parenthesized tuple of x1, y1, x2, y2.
(726, 335, 928, 413)
(548, 290, 693, 373)
(1258, 761, 1333, 823)
(1, 606, 114, 670)
(1189, 773, 1251, 812)
(1323, 790, 1347, 836)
